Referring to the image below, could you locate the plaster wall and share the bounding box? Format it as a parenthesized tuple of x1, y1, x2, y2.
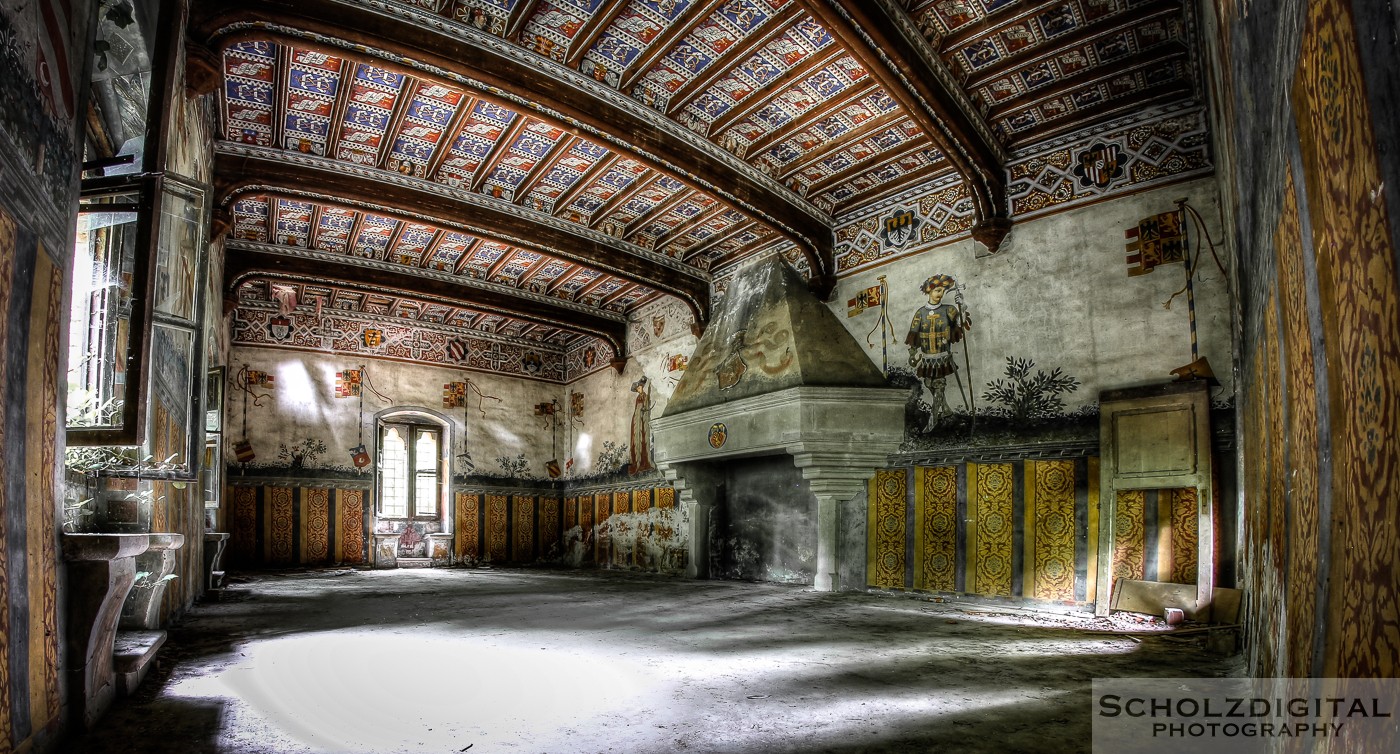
(828, 177, 1234, 415)
(226, 345, 567, 478)
(563, 295, 696, 477)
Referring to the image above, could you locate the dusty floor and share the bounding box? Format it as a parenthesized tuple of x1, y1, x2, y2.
(67, 568, 1240, 754)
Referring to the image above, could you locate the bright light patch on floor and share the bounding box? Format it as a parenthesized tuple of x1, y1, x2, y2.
(175, 630, 657, 752)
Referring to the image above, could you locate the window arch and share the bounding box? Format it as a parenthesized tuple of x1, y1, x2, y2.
(374, 407, 451, 522)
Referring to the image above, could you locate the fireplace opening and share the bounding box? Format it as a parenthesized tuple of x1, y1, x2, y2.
(706, 455, 817, 586)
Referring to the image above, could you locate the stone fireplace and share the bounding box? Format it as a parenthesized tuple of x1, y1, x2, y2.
(652, 257, 906, 591)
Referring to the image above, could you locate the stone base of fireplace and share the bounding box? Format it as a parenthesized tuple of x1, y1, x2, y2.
(654, 385, 906, 591)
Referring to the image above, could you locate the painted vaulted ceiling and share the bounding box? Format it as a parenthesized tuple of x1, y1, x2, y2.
(193, 0, 1204, 381)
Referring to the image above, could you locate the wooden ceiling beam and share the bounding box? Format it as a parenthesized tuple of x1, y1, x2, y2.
(565, 3, 632, 69)
(450, 237, 484, 277)
(419, 229, 446, 268)
(590, 173, 658, 230)
(965, 2, 1182, 90)
(939, 0, 1062, 53)
(663, 4, 805, 115)
(574, 273, 616, 303)
(654, 201, 728, 250)
(382, 220, 408, 261)
(623, 187, 697, 241)
(985, 44, 1186, 122)
(545, 265, 583, 296)
(739, 81, 880, 160)
(600, 281, 640, 308)
(376, 76, 419, 170)
(472, 116, 529, 194)
(516, 134, 576, 205)
(194, 1, 831, 286)
(506, 0, 542, 42)
(703, 48, 847, 138)
(802, 141, 936, 198)
(271, 46, 290, 151)
(797, 0, 1010, 252)
(215, 151, 713, 324)
(226, 257, 628, 354)
(552, 153, 618, 218)
(828, 163, 954, 215)
(619, 0, 724, 92)
(682, 220, 755, 262)
(776, 111, 908, 181)
(424, 93, 478, 181)
(1005, 81, 1192, 148)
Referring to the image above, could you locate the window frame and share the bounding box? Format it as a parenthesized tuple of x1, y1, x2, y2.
(64, 0, 192, 458)
(376, 415, 447, 521)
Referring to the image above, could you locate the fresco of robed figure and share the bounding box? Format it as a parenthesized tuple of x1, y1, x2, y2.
(906, 274, 970, 430)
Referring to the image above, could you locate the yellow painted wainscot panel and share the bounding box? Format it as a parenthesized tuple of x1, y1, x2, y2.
(1028, 460, 1077, 601)
(867, 469, 907, 589)
(340, 489, 366, 565)
(1113, 490, 1147, 583)
(456, 493, 480, 561)
(968, 463, 1014, 597)
(485, 494, 509, 563)
(513, 496, 535, 562)
(913, 466, 957, 592)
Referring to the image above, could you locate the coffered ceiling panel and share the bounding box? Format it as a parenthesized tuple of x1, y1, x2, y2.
(204, 0, 1208, 377)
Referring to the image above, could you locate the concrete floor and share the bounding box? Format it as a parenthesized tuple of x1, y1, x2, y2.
(67, 569, 1239, 754)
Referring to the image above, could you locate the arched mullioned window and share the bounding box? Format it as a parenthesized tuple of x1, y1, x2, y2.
(375, 408, 449, 520)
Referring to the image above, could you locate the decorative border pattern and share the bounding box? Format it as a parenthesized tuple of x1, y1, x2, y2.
(832, 107, 1212, 275)
(233, 305, 572, 383)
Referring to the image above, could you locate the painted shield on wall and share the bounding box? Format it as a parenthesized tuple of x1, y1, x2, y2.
(708, 423, 727, 449)
(267, 316, 291, 341)
(1073, 141, 1125, 189)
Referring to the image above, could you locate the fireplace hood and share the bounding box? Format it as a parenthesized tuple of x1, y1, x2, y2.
(653, 256, 906, 591)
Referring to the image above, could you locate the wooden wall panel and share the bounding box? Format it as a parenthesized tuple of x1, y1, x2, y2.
(456, 493, 480, 561)
(513, 496, 535, 562)
(538, 497, 559, 558)
(267, 487, 295, 564)
(1163, 488, 1198, 585)
(1027, 460, 1076, 601)
(913, 466, 957, 592)
(968, 463, 1014, 597)
(1111, 490, 1146, 583)
(1276, 161, 1321, 677)
(0, 201, 15, 746)
(485, 494, 508, 563)
(303, 488, 331, 564)
(1297, 0, 1400, 681)
(867, 469, 907, 589)
(564, 496, 577, 532)
(340, 490, 365, 565)
(231, 486, 258, 565)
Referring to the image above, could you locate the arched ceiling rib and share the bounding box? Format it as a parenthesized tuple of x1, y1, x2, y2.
(200, 0, 1205, 378)
(213, 146, 711, 323)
